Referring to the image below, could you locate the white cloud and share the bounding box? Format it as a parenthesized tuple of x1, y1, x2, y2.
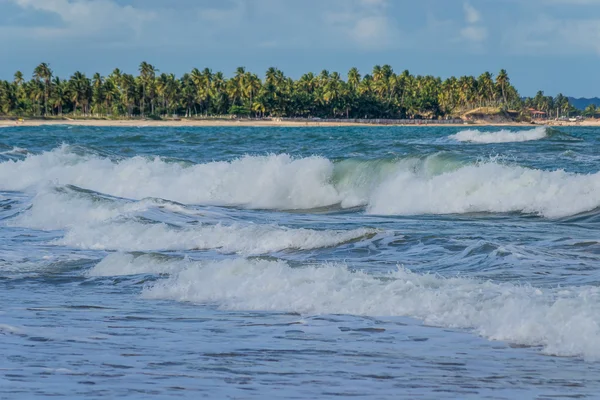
(323, 0, 400, 49)
(352, 16, 393, 46)
(359, 0, 387, 5)
(0, 0, 490, 52)
(8, 0, 155, 41)
(463, 3, 481, 24)
(460, 2, 487, 44)
(6, 0, 596, 58)
(503, 15, 600, 55)
(460, 26, 487, 42)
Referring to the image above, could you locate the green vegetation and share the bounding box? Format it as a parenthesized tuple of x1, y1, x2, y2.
(0, 62, 586, 120)
(523, 92, 578, 119)
(583, 104, 598, 118)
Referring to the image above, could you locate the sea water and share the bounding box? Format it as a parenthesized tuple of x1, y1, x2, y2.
(1, 125, 600, 399)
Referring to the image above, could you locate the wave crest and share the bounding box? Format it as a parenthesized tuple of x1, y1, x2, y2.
(2, 145, 600, 218)
(132, 257, 600, 360)
(449, 127, 548, 143)
(10, 188, 376, 255)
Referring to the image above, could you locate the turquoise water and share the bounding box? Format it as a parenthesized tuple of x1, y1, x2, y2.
(2, 125, 600, 399)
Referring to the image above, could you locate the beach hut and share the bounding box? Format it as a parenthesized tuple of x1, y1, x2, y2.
(528, 108, 547, 119)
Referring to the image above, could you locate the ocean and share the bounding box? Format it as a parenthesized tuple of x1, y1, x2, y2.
(1, 124, 600, 399)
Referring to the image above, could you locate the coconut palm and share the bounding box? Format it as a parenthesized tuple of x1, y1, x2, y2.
(347, 68, 361, 94)
(139, 62, 158, 116)
(0, 81, 15, 114)
(496, 69, 509, 105)
(68, 72, 92, 115)
(91, 73, 105, 116)
(49, 77, 66, 115)
(0, 63, 555, 120)
(245, 73, 262, 108)
(33, 63, 53, 115)
(477, 72, 495, 106)
(584, 104, 598, 118)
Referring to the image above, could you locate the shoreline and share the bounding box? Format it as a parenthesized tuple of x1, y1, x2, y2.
(1, 118, 599, 128)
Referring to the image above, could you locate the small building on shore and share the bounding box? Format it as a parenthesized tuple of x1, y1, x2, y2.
(528, 108, 547, 119)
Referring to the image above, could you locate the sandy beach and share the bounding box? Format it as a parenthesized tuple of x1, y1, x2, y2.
(1, 118, 599, 128)
(0, 119, 379, 128)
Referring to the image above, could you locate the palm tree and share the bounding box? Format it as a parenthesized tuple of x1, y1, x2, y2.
(210, 72, 228, 115)
(49, 77, 66, 115)
(139, 62, 158, 116)
(265, 67, 283, 87)
(559, 95, 570, 118)
(180, 73, 196, 118)
(347, 68, 361, 94)
(227, 67, 248, 107)
(244, 73, 262, 110)
(0, 63, 546, 121)
(25, 80, 44, 116)
(91, 73, 105, 116)
(323, 71, 344, 117)
(555, 93, 565, 117)
(584, 104, 598, 118)
(199, 68, 213, 115)
(102, 79, 118, 116)
(33, 63, 53, 115)
(14, 71, 24, 86)
(496, 69, 509, 105)
(0, 81, 15, 114)
(120, 74, 137, 117)
(68, 72, 92, 115)
(165, 74, 180, 116)
(477, 72, 495, 107)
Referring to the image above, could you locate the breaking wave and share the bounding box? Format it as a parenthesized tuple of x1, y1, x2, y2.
(2, 144, 600, 217)
(55, 221, 375, 255)
(90, 255, 600, 360)
(10, 188, 375, 255)
(449, 127, 549, 143)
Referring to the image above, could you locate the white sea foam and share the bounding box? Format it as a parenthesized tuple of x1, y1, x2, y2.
(367, 161, 600, 218)
(12, 189, 374, 255)
(9, 191, 128, 230)
(449, 127, 548, 143)
(56, 221, 374, 254)
(137, 257, 600, 360)
(0, 145, 341, 209)
(9, 190, 189, 231)
(0, 324, 23, 334)
(89, 253, 187, 277)
(0, 147, 28, 155)
(3, 145, 600, 218)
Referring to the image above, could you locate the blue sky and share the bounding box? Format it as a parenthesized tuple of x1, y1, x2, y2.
(0, 0, 599, 97)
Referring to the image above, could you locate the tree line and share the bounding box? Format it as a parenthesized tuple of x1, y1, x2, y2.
(524, 91, 597, 119)
(0, 62, 595, 120)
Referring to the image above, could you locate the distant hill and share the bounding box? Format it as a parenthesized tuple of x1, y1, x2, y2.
(569, 97, 600, 110)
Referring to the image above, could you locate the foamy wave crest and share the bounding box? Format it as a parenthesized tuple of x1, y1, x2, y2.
(10, 188, 375, 255)
(56, 222, 375, 254)
(3, 145, 600, 217)
(139, 258, 600, 360)
(449, 127, 548, 143)
(89, 253, 187, 277)
(8, 188, 194, 231)
(11, 189, 374, 254)
(0, 147, 28, 155)
(10, 190, 128, 230)
(368, 162, 600, 218)
(0, 145, 341, 209)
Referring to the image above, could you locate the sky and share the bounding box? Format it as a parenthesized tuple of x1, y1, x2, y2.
(0, 0, 598, 98)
